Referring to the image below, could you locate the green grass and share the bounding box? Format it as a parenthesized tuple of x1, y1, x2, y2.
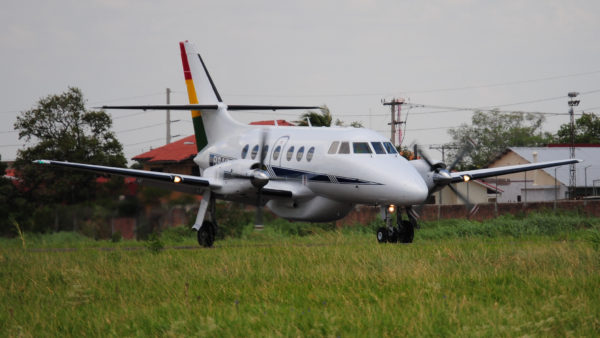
(1, 224, 600, 336)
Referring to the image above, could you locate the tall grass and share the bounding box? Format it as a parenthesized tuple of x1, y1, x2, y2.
(1, 225, 599, 335)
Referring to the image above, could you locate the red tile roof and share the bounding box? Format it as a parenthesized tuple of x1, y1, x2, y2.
(133, 135, 197, 163)
(132, 120, 295, 162)
(250, 120, 295, 126)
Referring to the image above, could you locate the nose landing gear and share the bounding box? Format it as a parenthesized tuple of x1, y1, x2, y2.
(377, 206, 416, 244)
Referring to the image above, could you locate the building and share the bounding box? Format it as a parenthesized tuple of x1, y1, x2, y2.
(483, 145, 600, 202)
(434, 179, 503, 205)
(133, 135, 199, 175)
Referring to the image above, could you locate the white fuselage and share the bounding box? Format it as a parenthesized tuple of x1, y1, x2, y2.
(193, 121, 429, 222)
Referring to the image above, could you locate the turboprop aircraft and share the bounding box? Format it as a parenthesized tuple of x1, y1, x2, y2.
(36, 41, 580, 247)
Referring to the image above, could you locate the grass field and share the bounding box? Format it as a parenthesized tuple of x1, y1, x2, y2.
(2, 214, 600, 336)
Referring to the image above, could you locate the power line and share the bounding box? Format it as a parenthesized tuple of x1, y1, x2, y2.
(116, 122, 165, 134)
(125, 137, 164, 147)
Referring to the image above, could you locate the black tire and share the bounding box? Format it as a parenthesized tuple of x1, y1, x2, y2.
(376, 227, 388, 243)
(197, 221, 215, 248)
(388, 227, 399, 243)
(399, 220, 414, 243)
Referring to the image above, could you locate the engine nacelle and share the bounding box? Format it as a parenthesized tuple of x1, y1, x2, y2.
(203, 159, 263, 195)
(267, 196, 354, 222)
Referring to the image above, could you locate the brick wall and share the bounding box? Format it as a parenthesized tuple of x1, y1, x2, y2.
(337, 200, 600, 226)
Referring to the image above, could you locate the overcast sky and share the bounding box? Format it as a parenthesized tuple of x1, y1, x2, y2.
(2, 0, 599, 163)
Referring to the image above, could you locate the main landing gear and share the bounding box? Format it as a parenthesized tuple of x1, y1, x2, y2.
(376, 205, 417, 244)
(194, 191, 218, 248)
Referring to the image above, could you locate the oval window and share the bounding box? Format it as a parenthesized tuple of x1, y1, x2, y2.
(296, 146, 305, 161)
(261, 145, 269, 161)
(241, 144, 249, 159)
(306, 147, 315, 161)
(286, 146, 295, 161)
(251, 145, 259, 159)
(273, 145, 281, 160)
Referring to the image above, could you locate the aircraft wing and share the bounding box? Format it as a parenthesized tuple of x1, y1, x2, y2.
(34, 160, 214, 195)
(449, 159, 581, 183)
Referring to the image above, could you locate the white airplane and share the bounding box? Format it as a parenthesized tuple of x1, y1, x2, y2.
(36, 41, 580, 247)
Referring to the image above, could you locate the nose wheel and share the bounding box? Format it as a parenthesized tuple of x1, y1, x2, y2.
(377, 206, 416, 244)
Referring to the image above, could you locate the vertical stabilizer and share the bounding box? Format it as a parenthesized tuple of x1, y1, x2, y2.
(180, 41, 236, 152)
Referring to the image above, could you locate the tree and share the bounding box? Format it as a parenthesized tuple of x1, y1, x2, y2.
(556, 112, 600, 144)
(297, 106, 332, 127)
(446, 110, 554, 169)
(13, 87, 126, 209)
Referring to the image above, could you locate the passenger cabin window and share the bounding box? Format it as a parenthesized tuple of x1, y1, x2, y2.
(328, 141, 339, 154)
(353, 142, 372, 154)
(241, 144, 249, 158)
(286, 146, 295, 161)
(273, 145, 281, 160)
(251, 145, 259, 159)
(297, 146, 305, 161)
(338, 142, 350, 154)
(371, 142, 386, 154)
(306, 147, 315, 161)
(383, 142, 398, 154)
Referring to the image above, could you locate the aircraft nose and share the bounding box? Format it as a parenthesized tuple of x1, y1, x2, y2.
(401, 174, 429, 205)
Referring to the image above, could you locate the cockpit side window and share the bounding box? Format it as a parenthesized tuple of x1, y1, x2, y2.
(383, 142, 398, 154)
(328, 141, 339, 154)
(370, 142, 386, 154)
(338, 142, 350, 154)
(353, 142, 372, 154)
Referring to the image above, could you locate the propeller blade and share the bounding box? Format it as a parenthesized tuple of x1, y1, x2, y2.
(255, 189, 264, 230)
(259, 128, 268, 169)
(255, 128, 268, 230)
(416, 145, 435, 169)
(447, 184, 478, 216)
(448, 138, 476, 171)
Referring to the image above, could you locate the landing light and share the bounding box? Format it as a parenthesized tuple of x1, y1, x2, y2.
(173, 176, 182, 183)
(388, 204, 396, 213)
(462, 175, 471, 182)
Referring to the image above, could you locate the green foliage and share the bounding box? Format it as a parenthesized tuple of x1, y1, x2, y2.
(159, 225, 193, 243)
(215, 202, 254, 239)
(145, 232, 164, 254)
(556, 112, 600, 144)
(266, 218, 336, 236)
(419, 211, 598, 239)
(8, 88, 126, 234)
(447, 110, 554, 169)
(297, 106, 332, 126)
(111, 231, 122, 243)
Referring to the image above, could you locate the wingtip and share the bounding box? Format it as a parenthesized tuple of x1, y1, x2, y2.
(33, 160, 50, 164)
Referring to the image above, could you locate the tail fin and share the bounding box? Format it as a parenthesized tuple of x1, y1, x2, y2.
(180, 41, 221, 152)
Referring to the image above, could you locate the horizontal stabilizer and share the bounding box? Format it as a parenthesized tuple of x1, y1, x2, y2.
(100, 104, 321, 111)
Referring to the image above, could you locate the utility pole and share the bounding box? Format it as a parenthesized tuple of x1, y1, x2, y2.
(166, 88, 172, 144)
(383, 98, 405, 147)
(568, 92, 580, 199)
(429, 144, 459, 163)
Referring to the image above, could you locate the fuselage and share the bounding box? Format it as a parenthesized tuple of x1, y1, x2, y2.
(194, 120, 428, 221)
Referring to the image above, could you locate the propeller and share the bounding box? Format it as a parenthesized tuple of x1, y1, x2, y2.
(414, 139, 478, 217)
(253, 129, 270, 230)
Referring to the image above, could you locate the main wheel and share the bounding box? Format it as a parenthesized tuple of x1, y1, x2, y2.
(399, 220, 414, 243)
(376, 227, 388, 243)
(197, 220, 216, 248)
(388, 227, 399, 243)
